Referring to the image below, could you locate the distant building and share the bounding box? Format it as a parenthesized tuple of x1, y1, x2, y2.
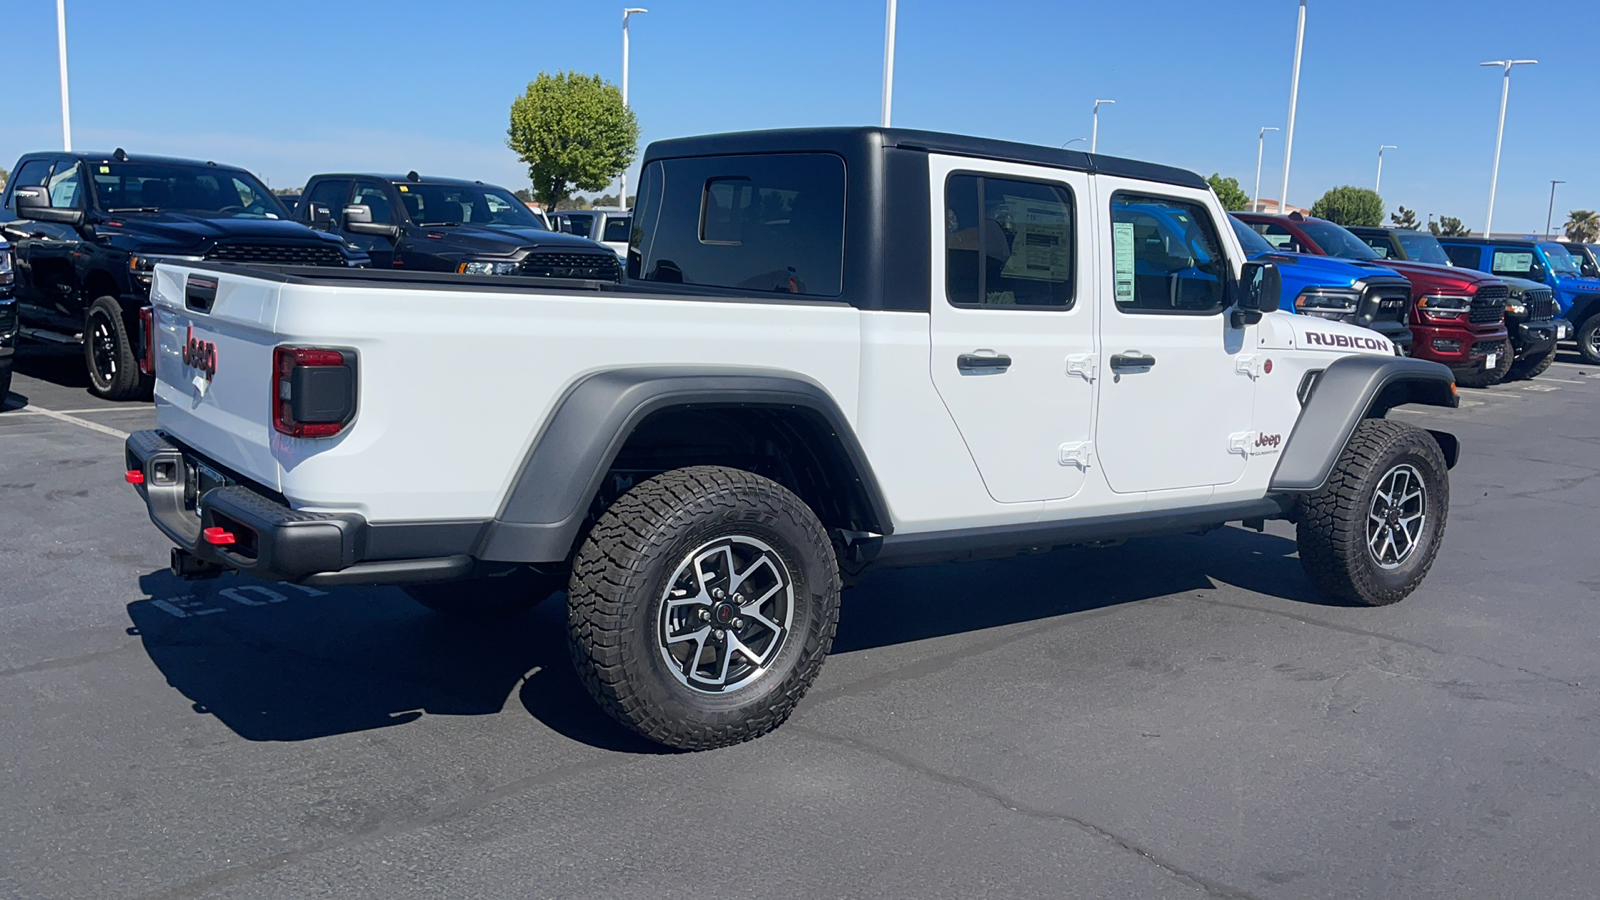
(1249, 198, 1310, 216)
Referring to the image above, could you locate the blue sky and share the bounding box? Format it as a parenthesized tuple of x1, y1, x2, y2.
(1, 0, 1591, 234)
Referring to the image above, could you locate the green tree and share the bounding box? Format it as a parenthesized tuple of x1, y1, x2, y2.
(1428, 216, 1469, 237)
(1206, 173, 1250, 212)
(512, 188, 533, 203)
(0, 167, 8, 191)
(1565, 210, 1600, 243)
(1389, 206, 1419, 230)
(508, 71, 639, 211)
(1309, 185, 1385, 226)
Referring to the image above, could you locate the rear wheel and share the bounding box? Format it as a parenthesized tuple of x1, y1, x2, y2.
(1507, 343, 1556, 381)
(1577, 315, 1600, 365)
(1454, 341, 1511, 388)
(567, 466, 840, 751)
(84, 297, 149, 400)
(1296, 419, 1449, 607)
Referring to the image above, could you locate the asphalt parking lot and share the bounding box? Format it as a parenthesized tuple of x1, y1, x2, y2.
(3, 344, 1599, 900)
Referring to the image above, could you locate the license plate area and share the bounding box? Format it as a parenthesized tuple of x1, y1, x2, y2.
(184, 459, 233, 513)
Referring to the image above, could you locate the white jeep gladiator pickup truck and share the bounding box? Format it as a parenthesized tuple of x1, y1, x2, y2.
(126, 128, 1460, 750)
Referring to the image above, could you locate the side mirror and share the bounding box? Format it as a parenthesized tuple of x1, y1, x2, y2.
(342, 204, 399, 238)
(1235, 261, 1281, 325)
(13, 185, 86, 226)
(308, 203, 333, 229)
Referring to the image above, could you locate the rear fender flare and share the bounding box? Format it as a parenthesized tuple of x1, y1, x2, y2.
(477, 367, 891, 563)
(1270, 355, 1459, 493)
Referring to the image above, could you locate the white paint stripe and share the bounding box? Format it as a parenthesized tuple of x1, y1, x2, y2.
(1528, 377, 1589, 385)
(15, 404, 130, 439)
(4, 406, 143, 416)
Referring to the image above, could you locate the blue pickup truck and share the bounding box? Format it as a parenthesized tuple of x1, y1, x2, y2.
(1439, 237, 1600, 363)
(1227, 216, 1412, 352)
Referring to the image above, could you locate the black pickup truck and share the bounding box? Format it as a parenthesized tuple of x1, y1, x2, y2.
(296, 172, 621, 280)
(0, 237, 14, 402)
(0, 150, 366, 399)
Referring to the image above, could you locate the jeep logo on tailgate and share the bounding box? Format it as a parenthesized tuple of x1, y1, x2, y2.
(183, 326, 217, 380)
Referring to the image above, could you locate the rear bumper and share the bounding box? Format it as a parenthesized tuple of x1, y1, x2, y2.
(125, 430, 472, 585)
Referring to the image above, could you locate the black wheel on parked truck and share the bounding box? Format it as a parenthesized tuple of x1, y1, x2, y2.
(84, 296, 150, 400)
(1506, 343, 1556, 381)
(1453, 341, 1512, 389)
(566, 466, 840, 751)
(403, 567, 566, 619)
(1577, 315, 1600, 366)
(0, 364, 11, 407)
(1296, 419, 1449, 607)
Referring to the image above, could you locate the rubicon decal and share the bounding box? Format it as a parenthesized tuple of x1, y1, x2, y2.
(1304, 331, 1390, 353)
(183, 326, 217, 380)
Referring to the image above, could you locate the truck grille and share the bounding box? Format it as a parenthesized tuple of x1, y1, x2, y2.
(1470, 284, 1507, 324)
(205, 242, 348, 267)
(520, 252, 620, 281)
(1525, 288, 1555, 322)
(1362, 279, 1410, 326)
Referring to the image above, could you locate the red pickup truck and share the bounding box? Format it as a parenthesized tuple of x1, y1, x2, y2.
(1236, 213, 1512, 387)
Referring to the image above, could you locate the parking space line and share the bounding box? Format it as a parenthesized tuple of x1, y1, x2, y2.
(14, 405, 131, 440)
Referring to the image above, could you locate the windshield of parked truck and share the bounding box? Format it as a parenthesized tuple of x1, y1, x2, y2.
(92, 163, 286, 218)
(1300, 220, 1380, 260)
(396, 183, 547, 229)
(1395, 230, 1452, 265)
(1229, 216, 1278, 256)
(1540, 243, 1582, 277)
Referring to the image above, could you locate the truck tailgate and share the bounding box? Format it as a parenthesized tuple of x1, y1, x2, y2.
(149, 265, 283, 492)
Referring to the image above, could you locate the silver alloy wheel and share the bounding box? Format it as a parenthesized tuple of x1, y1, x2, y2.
(1367, 463, 1427, 570)
(1587, 325, 1600, 360)
(657, 534, 794, 694)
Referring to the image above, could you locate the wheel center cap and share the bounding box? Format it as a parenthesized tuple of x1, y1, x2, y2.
(713, 602, 738, 625)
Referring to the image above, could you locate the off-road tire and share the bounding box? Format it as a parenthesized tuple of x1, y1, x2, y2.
(403, 567, 566, 619)
(1577, 315, 1600, 366)
(84, 297, 149, 400)
(1454, 341, 1512, 388)
(1507, 343, 1556, 381)
(1296, 419, 1449, 607)
(567, 466, 840, 751)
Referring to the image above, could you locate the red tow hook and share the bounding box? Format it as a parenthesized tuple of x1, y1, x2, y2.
(202, 527, 237, 546)
(124, 470, 146, 485)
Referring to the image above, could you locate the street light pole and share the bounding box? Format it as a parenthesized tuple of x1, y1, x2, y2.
(1481, 58, 1536, 238)
(1091, 100, 1115, 153)
(1278, 0, 1305, 214)
(1253, 126, 1279, 212)
(1060, 137, 1087, 149)
(56, 0, 72, 151)
(1546, 180, 1565, 240)
(619, 7, 647, 211)
(1375, 144, 1397, 194)
(881, 0, 898, 127)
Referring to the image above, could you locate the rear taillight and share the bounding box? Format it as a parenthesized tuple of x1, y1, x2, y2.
(272, 346, 356, 438)
(138, 306, 156, 376)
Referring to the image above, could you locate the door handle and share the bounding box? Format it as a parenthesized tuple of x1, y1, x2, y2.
(957, 352, 1012, 373)
(1109, 352, 1157, 370)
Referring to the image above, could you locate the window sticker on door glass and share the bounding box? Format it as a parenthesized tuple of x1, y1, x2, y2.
(995, 195, 1070, 282)
(1492, 250, 1533, 273)
(1113, 222, 1136, 304)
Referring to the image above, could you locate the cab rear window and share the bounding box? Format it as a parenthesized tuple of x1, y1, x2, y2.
(630, 152, 846, 297)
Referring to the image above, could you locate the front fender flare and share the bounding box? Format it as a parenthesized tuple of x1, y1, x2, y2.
(1270, 355, 1458, 493)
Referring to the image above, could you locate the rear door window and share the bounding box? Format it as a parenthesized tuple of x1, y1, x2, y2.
(944, 173, 1074, 309)
(1442, 244, 1482, 269)
(1490, 248, 1536, 277)
(632, 152, 846, 296)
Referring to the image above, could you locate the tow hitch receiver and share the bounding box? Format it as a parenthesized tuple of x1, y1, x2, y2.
(170, 548, 226, 580)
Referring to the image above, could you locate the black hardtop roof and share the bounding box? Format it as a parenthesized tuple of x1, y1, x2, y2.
(642, 126, 1208, 190)
(308, 173, 502, 188)
(17, 150, 254, 173)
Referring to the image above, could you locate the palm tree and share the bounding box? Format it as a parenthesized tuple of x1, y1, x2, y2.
(1566, 210, 1600, 244)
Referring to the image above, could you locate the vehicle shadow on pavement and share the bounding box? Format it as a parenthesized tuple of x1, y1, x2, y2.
(126, 570, 665, 753)
(11, 344, 91, 390)
(125, 527, 1316, 752)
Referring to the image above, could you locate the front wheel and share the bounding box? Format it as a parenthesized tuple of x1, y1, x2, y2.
(1507, 342, 1556, 381)
(84, 297, 150, 400)
(1296, 419, 1449, 606)
(567, 466, 840, 751)
(1577, 315, 1600, 366)
(1454, 341, 1511, 388)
